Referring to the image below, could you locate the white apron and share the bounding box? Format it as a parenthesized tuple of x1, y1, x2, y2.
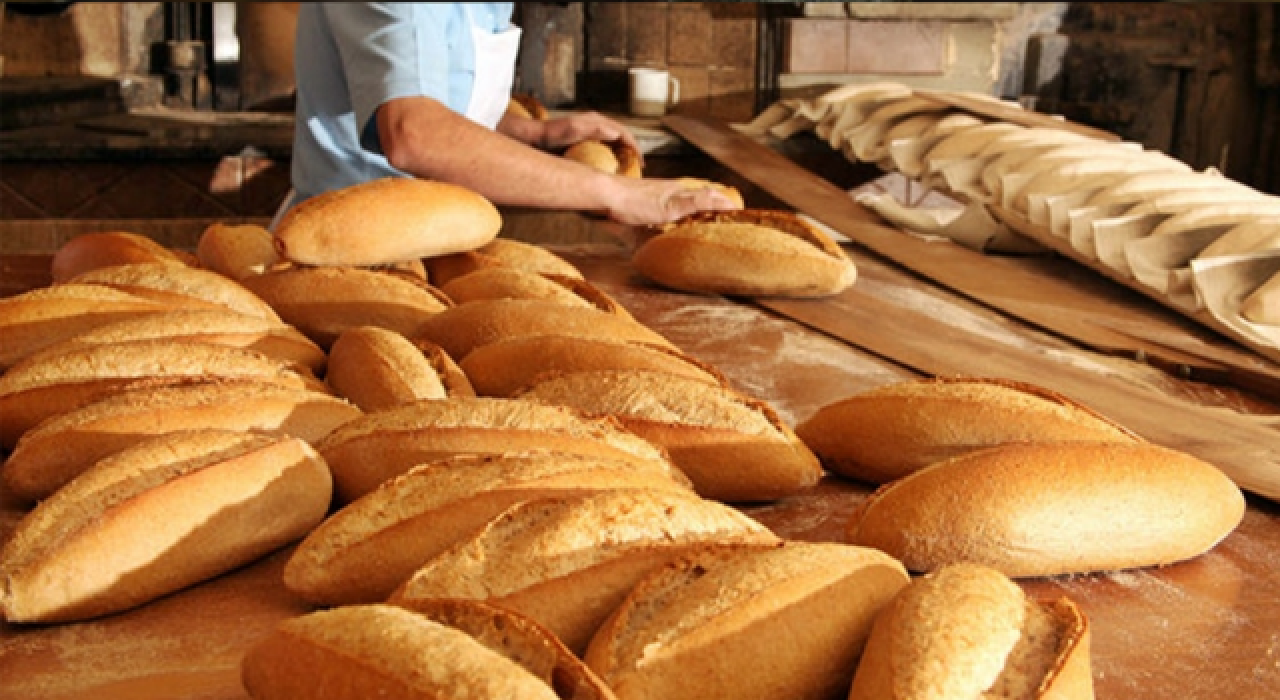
(462, 4, 522, 129)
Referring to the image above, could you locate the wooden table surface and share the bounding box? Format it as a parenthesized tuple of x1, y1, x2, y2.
(2, 239, 1279, 699)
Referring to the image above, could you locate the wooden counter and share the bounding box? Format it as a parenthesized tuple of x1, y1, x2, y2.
(1, 238, 1278, 700)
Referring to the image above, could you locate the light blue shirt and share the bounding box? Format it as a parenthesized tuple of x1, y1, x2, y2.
(291, 3, 516, 204)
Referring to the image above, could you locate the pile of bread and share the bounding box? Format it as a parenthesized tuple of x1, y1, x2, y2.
(0, 178, 1245, 699)
(741, 81, 1280, 332)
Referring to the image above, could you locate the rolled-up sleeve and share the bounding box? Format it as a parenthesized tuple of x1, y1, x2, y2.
(320, 3, 455, 153)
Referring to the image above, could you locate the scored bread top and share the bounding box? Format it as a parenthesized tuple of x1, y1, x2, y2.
(253, 605, 562, 700)
(517, 369, 783, 438)
(0, 430, 287, 578)
(70, 262, 281, 321)
(394, 490, 773, 601)
(662, 209, 848, 261)
(316, 396, 668, 464)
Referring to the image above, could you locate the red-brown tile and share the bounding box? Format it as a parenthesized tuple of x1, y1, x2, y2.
(668, 5, 713, 66)
(847, 20, 947, 74)
(628, 3, 669, 66)
(782, 19, 847, 73)
(713, 16, 757, 72)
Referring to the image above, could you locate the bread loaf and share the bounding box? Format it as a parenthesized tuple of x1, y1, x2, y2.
(0, 339, 323, 448)
(676, 178, 746, 209)
(315, 396, 680, 503)
(70, 262, 282, 322)
(459, 335, 725, 397)
(584, 541, 910, 700)
(196, 222, 280, 280)
(848, 563, 1093, 700)
(440, 267, 631, 317)
(50, 231, 193, 283)
(631, 209, 857, 298)
(389, 489, 778, 654)
(508, 94, 549, 121)
(24, 308, 327, 373)
(284, 451, 693, 605)
(425, 238, 584, 287)
(848, 441, 1245, 577)
(274, 178, 503, 266)
(0, 429, 331, 624)
(0, 284, 188, 370)
(1, 379, 359, 503)
(564, 140, 643, 178)
(241, 265, 451, 348)
(326, 326, 473, 412)
(415, 298, 674, 362)
(795, 377, 1140, 484)
(242, 604, 563, 700)
(517, 370, 823, 502)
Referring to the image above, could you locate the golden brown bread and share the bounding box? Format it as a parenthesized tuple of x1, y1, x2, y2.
(315, 396, 681, 503)
(0, 284, 188, 370)
(283, 451, 693, 605)
(70, 262, 282, 322)
(49, 231, 193, 283)
(196, 222, 280, 280)
(394, 599, 618, 700)
(389, 489, 778, 654)
(23, 308, 327, 373)
(516, 369, 823, 502)
(848, 563, 1093, 700)
(563, 140, 643, 178)
(0, 339, 324, 449)
(632, 209, 857, 298)
(509, 94, 550, 121)
(0, 429, 332, 624)
(676, 178, 746, 209)
(847, 441, 1246, 577)
(459, 335, 725, 397)
(415, 298, 673, 362)
(583, 541, 910, 700)
(326, 326, 473, 412)
(241, 265, 451, 348)
(241, 604, 570, 700)
(425, 238, 584, 287)
(1, 379, 359, 503)
(273, 177, 503, 266)
(440, 267, 631, 318)
(795, 377, 1141, 484)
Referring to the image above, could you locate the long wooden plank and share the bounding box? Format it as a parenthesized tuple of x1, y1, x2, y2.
(663, 114, 1280, 391)
(912, 88, 1122, 142)
(756, 281, 1280, 503)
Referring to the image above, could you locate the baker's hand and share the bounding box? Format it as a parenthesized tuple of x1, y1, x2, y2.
(602, 177, 743, 227)
(540, 111, 641, 156)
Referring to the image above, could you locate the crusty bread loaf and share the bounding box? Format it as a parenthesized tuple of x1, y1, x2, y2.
(415, 298, 673, 362)
(509, 94, 549, 121)
(274, 178, 503, 266)
(517, 370, 823, 502)
(1, 379, 359, 503)
(460, 335, 725, 397)
(563, 140, 643, 178)
(196, 222, 280, 280)
(241, 265, 451, 348)
(389, 489, 778, 654)
(848, 563, 1093, 700)
(632, 209, 857, 298)
(425, 238, 584, 287)
(393, 599, 617, 700)
(0, 339, 324, 449)
(284, 451, 693, 605)
(795, 377, 1140, 484)
(584, 541, 910, 700)
(50, 231, 193, 283)
(0, 284, 189, 370)
(316, 396, 681, 503)
(0, 429, 331, 623)
(676, 178, 746, 209)
(326, 326, 473, 411)
(241, 604, 568, 700)
(848, 441, 1246, 577)
(440, 267, 631, 318)
(24, 308, 327, 373)
(70, 262, 282, 322)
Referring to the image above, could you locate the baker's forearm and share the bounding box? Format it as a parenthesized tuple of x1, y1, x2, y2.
(378, 96, 617, 212)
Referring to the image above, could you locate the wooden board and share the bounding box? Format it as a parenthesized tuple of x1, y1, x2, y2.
(912, 87, 1123, 142)
(662, 114, 1280, 393)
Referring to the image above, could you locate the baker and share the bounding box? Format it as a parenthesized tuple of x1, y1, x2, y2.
(276, 3, 741, 230)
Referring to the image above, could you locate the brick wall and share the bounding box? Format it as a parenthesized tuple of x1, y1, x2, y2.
(583, 2, 759, 122)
